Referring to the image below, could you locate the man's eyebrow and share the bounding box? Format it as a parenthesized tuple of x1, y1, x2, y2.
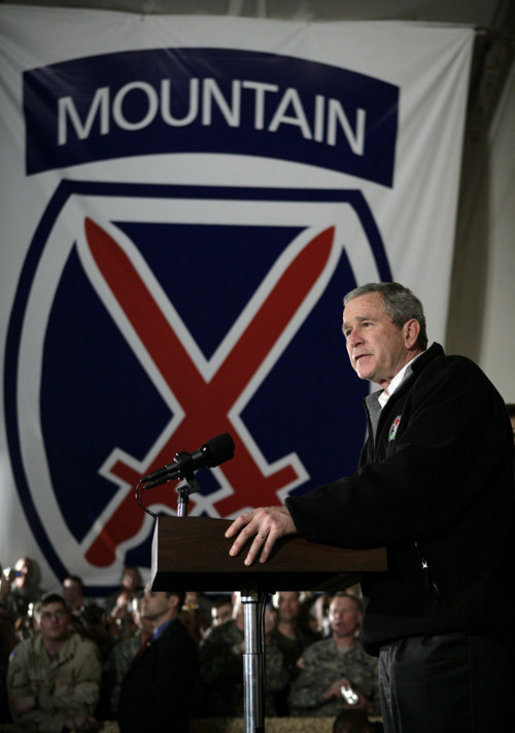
(343, 314, 376, 328)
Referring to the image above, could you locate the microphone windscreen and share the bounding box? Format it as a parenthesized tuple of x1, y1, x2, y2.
(202, 433, 235, 467)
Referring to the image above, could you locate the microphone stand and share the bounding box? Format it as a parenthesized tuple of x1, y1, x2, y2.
(176, 473, 200, 517)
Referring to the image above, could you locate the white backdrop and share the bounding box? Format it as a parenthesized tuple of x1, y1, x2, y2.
(0, 5, 474, 593)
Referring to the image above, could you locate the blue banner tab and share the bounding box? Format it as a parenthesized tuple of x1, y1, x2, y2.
(24, 48, 398, 186)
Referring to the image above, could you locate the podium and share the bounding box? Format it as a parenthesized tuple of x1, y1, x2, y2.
(151, 516, 387, 733)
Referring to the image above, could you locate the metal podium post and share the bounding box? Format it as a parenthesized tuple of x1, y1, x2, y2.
(241, 590, 267, 733)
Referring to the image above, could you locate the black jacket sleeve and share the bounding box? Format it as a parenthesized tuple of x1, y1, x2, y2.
(286, 349, 513, 549)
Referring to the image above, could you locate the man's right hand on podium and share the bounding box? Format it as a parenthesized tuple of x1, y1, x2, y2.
(225, 505, 297, 566)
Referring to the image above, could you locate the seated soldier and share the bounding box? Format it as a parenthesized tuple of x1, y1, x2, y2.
(268, 590, 319, 715)
(289, 592, 379, 718)
(108, 594, 153, 715)
(198, 592, 288, 717)
(2, 558, 45, 625)
(7, 592, 101, 732)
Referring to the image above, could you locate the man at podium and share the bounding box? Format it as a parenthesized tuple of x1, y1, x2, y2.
(226, 282, 514, 733)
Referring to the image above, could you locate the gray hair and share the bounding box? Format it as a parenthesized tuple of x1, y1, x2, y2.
(331, 591, 364, 614)
(343, 282, 428, 350)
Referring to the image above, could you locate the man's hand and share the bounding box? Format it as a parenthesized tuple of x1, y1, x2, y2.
(225, 505, 297, 565)
(323, 678, 372, 711)
(323, 678, 351, 700)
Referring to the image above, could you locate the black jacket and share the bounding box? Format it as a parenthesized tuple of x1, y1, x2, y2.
(286, 344, 514, 654)
(118, 618, 198, 733)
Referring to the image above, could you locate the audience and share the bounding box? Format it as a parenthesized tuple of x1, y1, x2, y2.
(1, 558, 384, 729)
(289, 592, 379, 718)
(7, 592, 101, 731)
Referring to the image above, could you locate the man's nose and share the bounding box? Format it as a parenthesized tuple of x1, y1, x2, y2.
(347, 328, 362, 346)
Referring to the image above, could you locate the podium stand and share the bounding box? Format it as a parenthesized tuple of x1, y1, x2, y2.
(151, 516, 387, 733)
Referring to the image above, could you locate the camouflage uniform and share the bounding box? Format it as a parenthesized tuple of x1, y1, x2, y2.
(289, 637, 380, 717)
(108, 634, 141, 714)
(267, 627, 320, 716)
(7, 631, 101, 732)
(198, 619, 288, 717)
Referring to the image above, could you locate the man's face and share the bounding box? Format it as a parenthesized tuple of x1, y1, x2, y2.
(122, 568, 141, 592)
(343, 292, 412, 388)
(62, 579, 83, 608)
(140, 589, 174, 625)
(38, 602, 70, 643)
(277, 592, 300, 623)
(329, 596, 362, 640)
(211, 602, 233, 626)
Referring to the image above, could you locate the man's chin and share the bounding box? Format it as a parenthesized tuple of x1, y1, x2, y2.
(355, 367, 373, 381)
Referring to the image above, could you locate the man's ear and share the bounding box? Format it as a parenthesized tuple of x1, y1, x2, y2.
(403, 318, 421, 348)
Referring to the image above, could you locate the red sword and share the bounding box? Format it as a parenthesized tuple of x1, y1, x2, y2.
(83, 218, 335, 566)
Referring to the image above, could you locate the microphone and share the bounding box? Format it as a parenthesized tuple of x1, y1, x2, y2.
(140, 433, 235, 488)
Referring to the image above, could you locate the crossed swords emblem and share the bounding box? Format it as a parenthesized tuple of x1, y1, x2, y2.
(81, 217, 337, 567)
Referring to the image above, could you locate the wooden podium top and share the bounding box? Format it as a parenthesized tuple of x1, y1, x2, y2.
(151, 516, 387, 593)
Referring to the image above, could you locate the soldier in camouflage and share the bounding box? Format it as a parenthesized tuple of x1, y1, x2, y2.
(289, 592, 379, 718)
(108, 594, 153, 715)
(198, 593, 289, 717)
(7, 592, 101, 732)
(267, 591, 320, 715)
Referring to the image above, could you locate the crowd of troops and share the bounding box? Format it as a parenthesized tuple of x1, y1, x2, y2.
(0, 557, 381, 732)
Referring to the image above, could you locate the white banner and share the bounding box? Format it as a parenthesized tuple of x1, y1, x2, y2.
(0, 5, 473, 596)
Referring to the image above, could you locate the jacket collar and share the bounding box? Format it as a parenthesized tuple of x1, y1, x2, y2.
(364, 342, 444, 416)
